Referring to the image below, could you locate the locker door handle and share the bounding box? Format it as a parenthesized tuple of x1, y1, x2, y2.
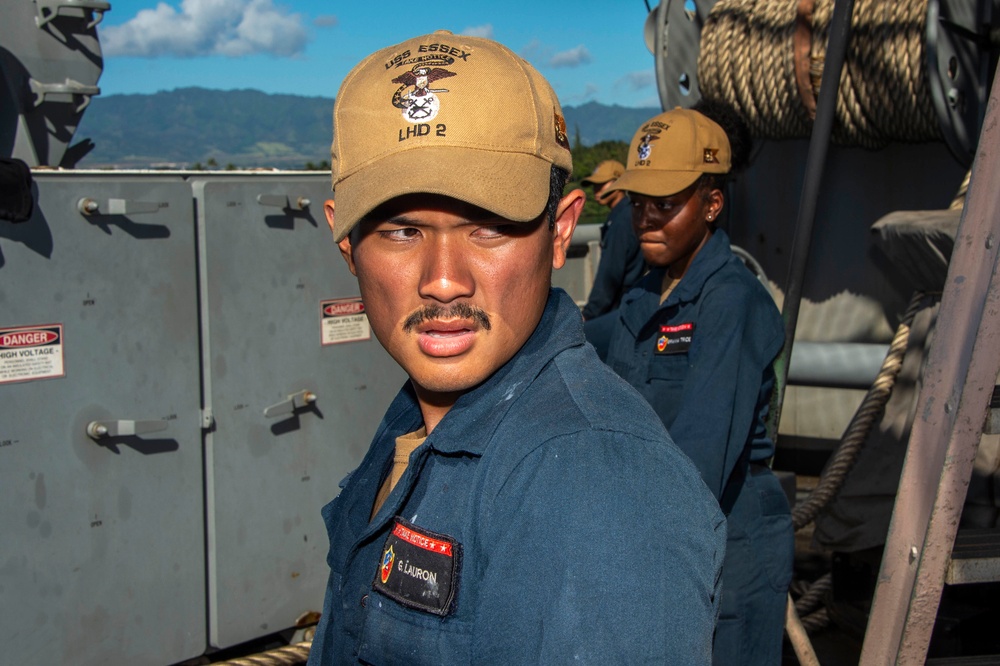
(77, 198, 161, 216)
(86, 419, 169, 439)
(263, 390, 317, 418)
(256, 194, 311, 210)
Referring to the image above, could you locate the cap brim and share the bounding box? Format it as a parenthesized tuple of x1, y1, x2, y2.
(607, 169, 702, 198)
(333, 146, 554, 242)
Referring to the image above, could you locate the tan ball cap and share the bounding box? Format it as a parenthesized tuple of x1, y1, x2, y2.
(609, 108, 731, 198)
(330, 30, 573, 242)
(580, 160, 625, 186)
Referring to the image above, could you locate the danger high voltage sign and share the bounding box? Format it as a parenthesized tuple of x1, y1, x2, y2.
(0, 324, 65, 385)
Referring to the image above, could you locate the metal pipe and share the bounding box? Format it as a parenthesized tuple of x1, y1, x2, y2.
(787, 342, 890, 389)
(769, 0, 858, 442)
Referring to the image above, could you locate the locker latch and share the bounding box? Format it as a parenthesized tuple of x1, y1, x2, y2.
(86, 419, 169, 440)
(263, 390, 317, 418)
(77, 198, 161, 216)
(256, 194, 311, 211)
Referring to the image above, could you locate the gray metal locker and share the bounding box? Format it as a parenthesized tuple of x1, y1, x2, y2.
(192, 174, 404, 648)
(0, 172, 206, 665)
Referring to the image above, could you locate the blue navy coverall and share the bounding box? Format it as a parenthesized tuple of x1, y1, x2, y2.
(605, 230, 793, 665)
(581, 196, 647, 320)
(309, 289, 726, 665)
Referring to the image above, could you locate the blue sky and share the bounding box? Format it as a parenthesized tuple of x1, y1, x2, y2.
(95, 0, 661, 108)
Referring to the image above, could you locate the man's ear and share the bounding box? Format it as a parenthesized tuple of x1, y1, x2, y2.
(325, 199, 357, 276)
(551, 189, 585, 270)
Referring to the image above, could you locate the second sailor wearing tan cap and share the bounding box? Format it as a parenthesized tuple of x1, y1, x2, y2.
(603, 101, 793, 665)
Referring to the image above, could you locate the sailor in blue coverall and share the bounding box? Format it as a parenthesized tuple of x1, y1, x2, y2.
(582, 194, 646, 320)
(579, 160, 647, 321)
(603, 103, 794, 664)
(308, 31, 727, 665)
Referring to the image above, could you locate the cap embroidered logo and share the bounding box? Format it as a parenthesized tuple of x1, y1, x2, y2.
(637, 132, 660, 161)
(391, 62, 457, 123)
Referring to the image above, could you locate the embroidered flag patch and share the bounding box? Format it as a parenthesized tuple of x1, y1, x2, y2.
(372, 518, 461, 616)
(655, 322, 695, 354)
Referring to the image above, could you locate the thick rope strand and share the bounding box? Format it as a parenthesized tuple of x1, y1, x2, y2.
(791, 291, 926, 530)
(698, 0, 941, 146)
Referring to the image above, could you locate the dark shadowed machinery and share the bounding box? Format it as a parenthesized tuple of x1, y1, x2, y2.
(2, 0, 1000, 664)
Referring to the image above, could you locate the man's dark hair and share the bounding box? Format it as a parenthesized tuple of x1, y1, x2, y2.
(352, 164, 569, 242)
(545, 165, 570, 230)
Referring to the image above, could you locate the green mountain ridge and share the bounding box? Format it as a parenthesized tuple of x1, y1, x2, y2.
(74, 87, 660, 169)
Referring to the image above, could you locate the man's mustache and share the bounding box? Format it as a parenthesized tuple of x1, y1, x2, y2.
(402, 303, 492, 333)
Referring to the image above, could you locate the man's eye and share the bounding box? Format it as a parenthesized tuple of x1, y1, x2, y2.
(380, 227, 420, 240)
(472, 224, 512, 238)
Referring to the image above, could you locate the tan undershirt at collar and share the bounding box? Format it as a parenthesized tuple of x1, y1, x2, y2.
(370, 427, 427, 521)
(660, 273, 682, 304)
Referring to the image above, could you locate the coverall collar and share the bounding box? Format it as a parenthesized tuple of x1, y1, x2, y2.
(389, 288, 586, 457)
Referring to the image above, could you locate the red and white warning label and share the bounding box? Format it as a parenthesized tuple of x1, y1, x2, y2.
(0, 324, 65, 385)
(321, 298, 370, 346)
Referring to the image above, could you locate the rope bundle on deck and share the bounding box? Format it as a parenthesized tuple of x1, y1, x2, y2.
(698, 0, 941, 148)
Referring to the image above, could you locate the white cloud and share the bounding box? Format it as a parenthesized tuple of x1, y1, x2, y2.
(549, 45, 592, 68)
(461, 24, 493, 38)
(616, 70, 655, 91)
(313, 15, 337, 28)
(519, 38, 546, 61)
(101, 0, 309, 58)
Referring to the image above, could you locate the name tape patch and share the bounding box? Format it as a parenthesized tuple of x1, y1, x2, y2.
(655, 322, 695, 354)
(372, 518, 461, 616)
